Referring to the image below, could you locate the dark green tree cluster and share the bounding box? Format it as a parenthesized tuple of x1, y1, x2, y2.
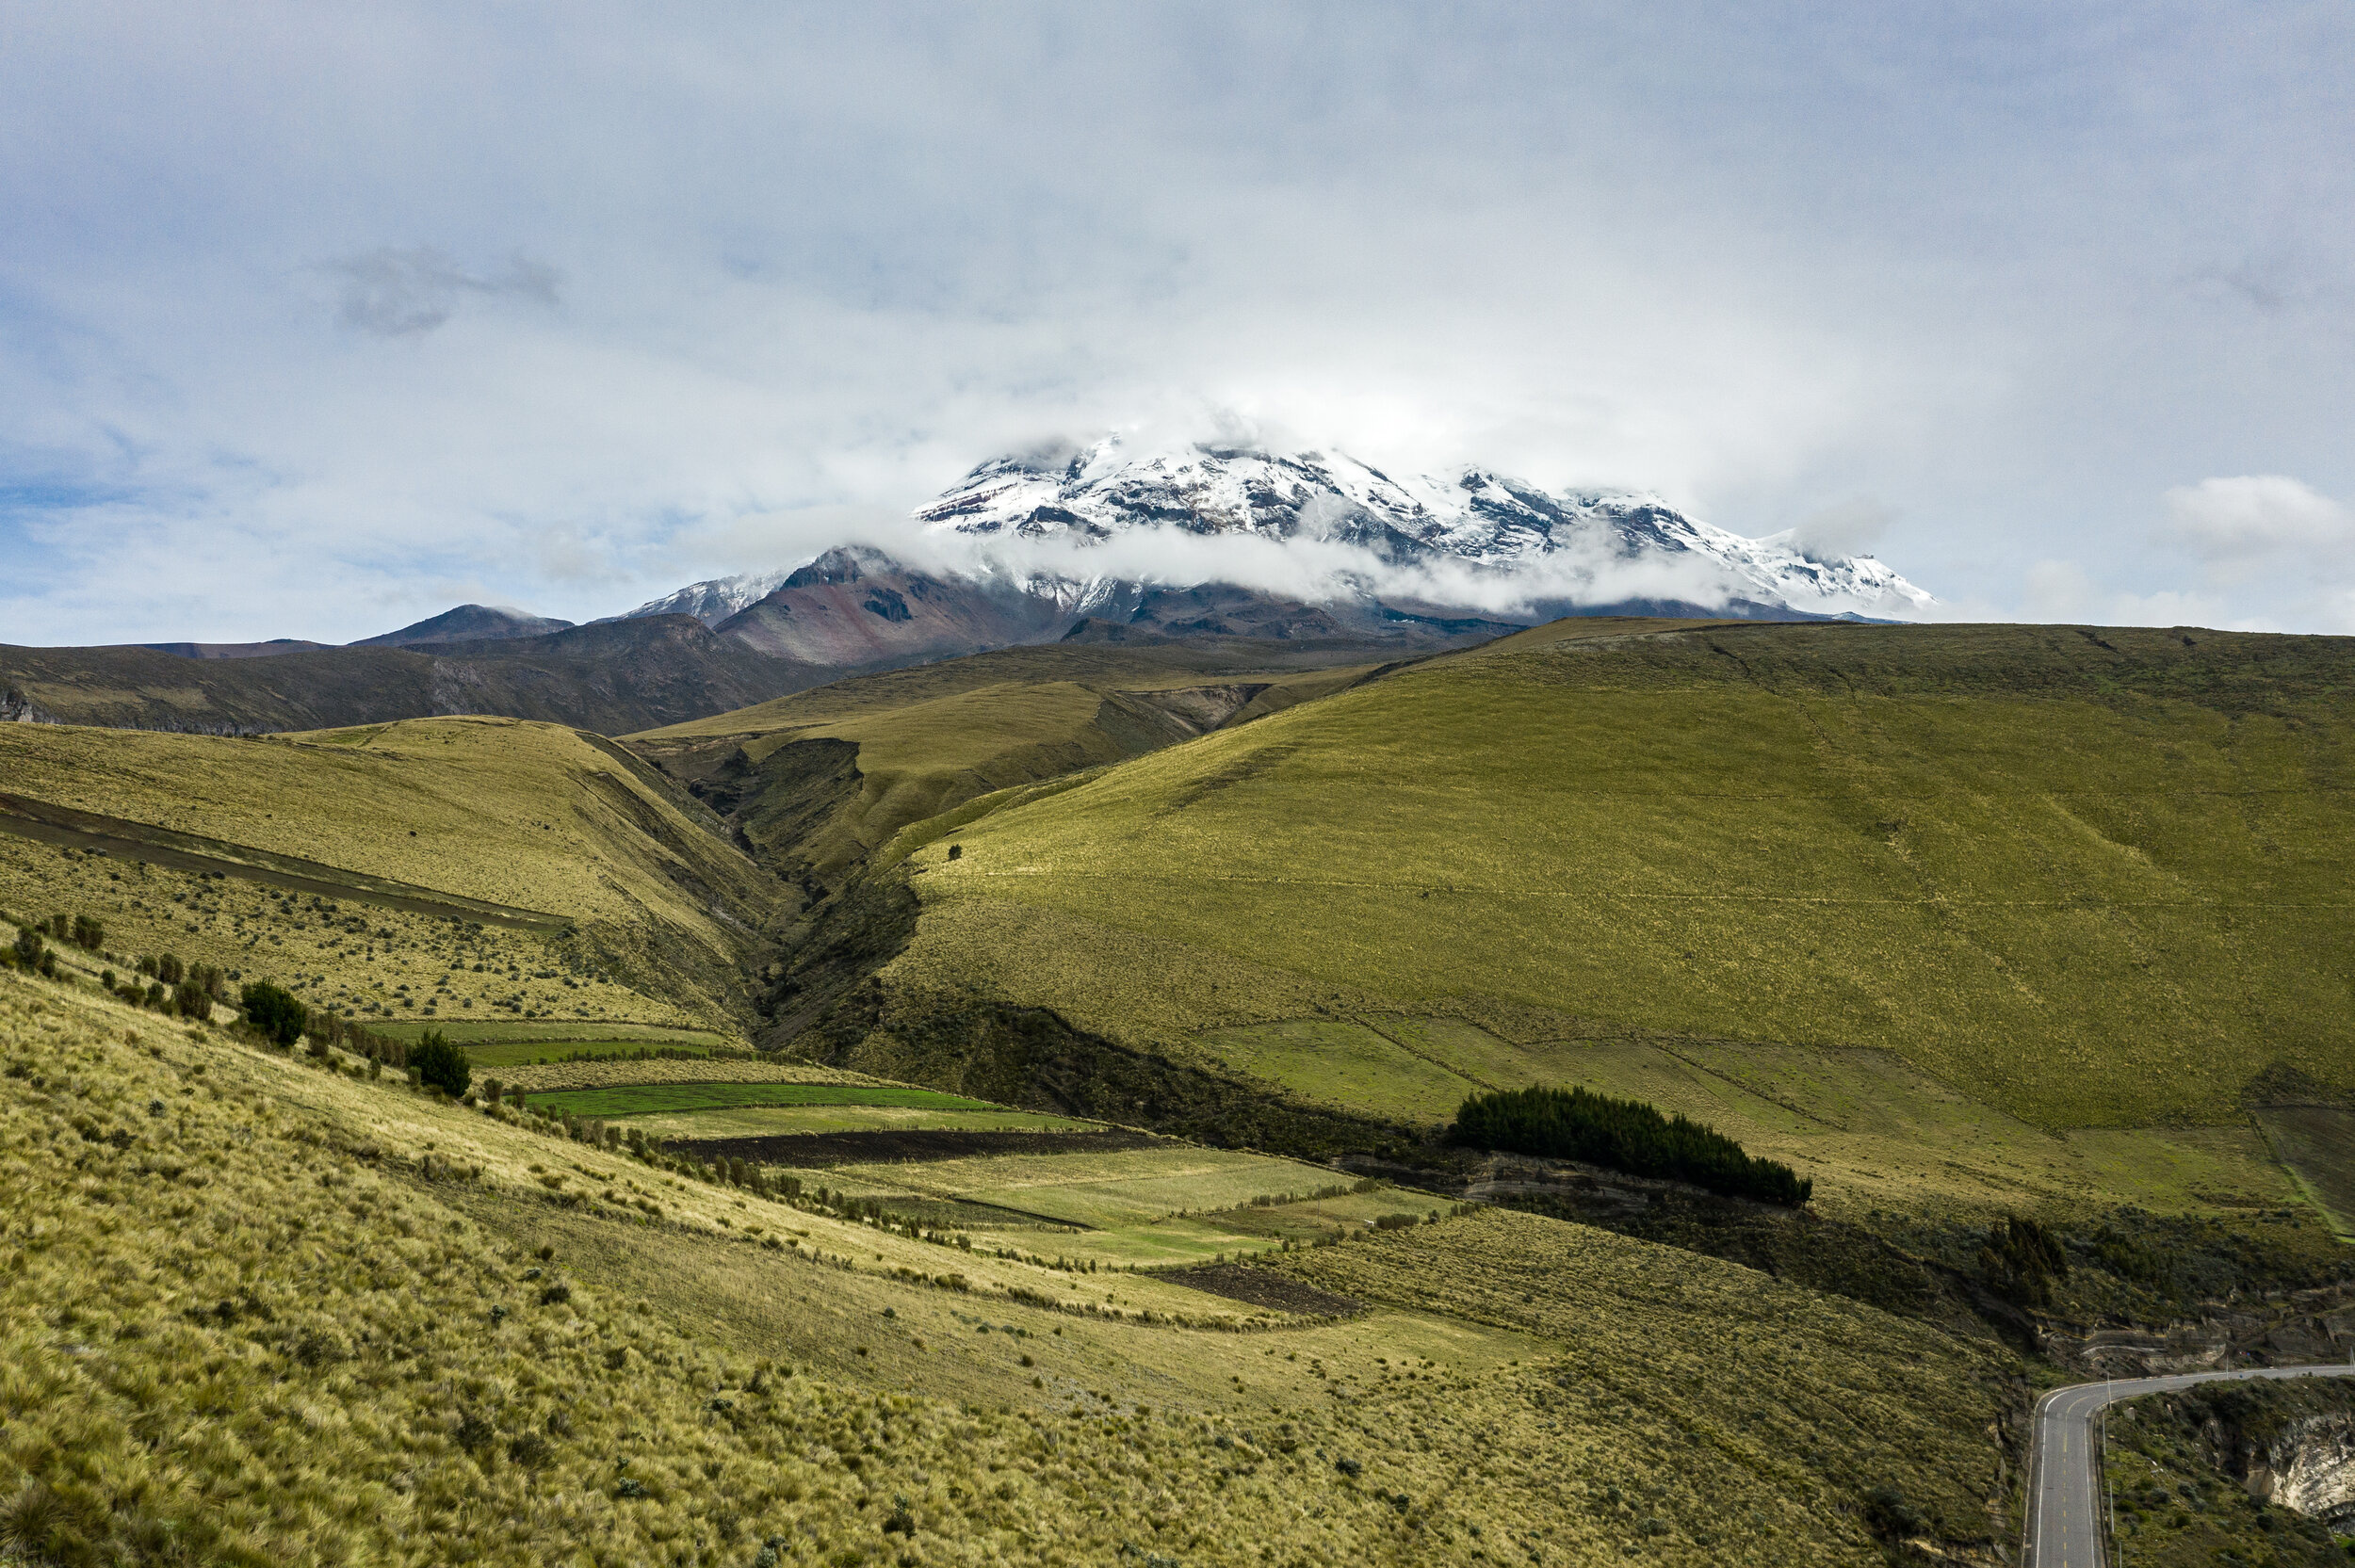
(1450, 1085, 1812, 1206)
(239, 981, 308, 1048)
(1977, 1215, 2069, 1307)
(409, 1030, 470, 1097)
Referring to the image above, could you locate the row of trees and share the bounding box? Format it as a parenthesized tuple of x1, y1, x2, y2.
(1450, 1084, 1813, 1206)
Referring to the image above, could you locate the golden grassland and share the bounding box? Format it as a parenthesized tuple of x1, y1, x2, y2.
(1261, 1208, 2022, 1555)
(884, 622, 2355, 1141)
(0, 716, 781, 1024)
(3, 964, 2028, 1565)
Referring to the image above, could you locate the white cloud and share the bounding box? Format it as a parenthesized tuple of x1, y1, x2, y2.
(2161, 475, 2352, 568)
(1785, 497, 1895, 562)
(2019, 559, 2224, 628)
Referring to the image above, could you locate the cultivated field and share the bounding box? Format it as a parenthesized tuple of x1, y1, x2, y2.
(523, 1081, 1000, 1118)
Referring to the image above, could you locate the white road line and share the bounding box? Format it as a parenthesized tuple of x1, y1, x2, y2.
(2024, 1365, 2355, 1568)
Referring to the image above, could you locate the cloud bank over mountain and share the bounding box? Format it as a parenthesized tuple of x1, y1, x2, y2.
(1, 5, 2350, 643)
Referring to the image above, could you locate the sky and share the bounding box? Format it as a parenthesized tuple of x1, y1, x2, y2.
(3, 2, 2352, 644)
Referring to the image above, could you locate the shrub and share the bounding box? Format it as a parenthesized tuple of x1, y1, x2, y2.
(1450, 1085, 1811, 1206)
(239, 981, 307, 1048)
(411, 1031, 470, 1098)
(1863, 1484, 1926, 1539)
(1977, 1215, 2069, 1307)
(71, 915, 103, 952)
(10, 928, 41, 968)
(173, 982, 211, 1020)
(156, 954, 184, 985)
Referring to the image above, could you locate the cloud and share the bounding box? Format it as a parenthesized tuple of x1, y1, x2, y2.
(324, 248, 561, 337)
(1785, 497, 1895, 562)
(899, 518, 1760, 622)
(2, 5, 2353, 641)
(2018, 559, 2225, 629)
(2160, 475, 2351, 566)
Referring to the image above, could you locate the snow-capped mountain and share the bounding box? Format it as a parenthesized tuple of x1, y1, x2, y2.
(622, 567, 802, 627)
(917, 434, 1933, 621)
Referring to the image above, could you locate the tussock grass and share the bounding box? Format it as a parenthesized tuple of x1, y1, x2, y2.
(2, 964, 2029, 1564)
(1267, 1207, 2024, 1559)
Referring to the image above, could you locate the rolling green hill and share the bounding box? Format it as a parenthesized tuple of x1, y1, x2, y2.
(630, 637, 1421, 893)
(0, 715, 786, 1029)
(831, 620, 2355, 1189)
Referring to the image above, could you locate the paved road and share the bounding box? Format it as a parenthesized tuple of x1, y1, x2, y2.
(2023, 1363, 2355, 1567)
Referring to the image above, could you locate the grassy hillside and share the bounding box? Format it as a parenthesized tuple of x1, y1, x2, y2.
(629, 638, 1421, 892)
(868, 621, 2355, 1149)
(1, 960, 2029, 1565)
(0, 715, 785, 1027)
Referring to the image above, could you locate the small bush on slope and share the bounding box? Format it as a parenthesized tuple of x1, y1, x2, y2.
(409, 1027, 471, 1096)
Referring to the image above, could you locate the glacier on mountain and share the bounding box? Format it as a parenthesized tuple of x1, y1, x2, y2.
(914, 433, 1934, 621)
(625, 432, 1934, 632)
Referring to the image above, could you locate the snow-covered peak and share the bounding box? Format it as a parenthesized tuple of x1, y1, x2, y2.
(917, 431, 1935, 620)
(623, 566, 805, 626)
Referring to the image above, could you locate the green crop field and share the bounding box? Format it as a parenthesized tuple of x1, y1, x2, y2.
(881, 622, 2355, 1162)
(524, 1081, 1002, 1118)
(371, 1019, 736, 1048)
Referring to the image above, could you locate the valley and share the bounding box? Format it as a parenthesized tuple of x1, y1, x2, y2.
(4, 609, 2353, 1564)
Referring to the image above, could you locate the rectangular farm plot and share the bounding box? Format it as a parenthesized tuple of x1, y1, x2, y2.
(829, 1146, 1340, 1230)
(617, 1105, 1102, 1141)
(465, 1041, 723, 1069)
(372, 1019, 734, 1048)
(523, 1083, 1000, 1118)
